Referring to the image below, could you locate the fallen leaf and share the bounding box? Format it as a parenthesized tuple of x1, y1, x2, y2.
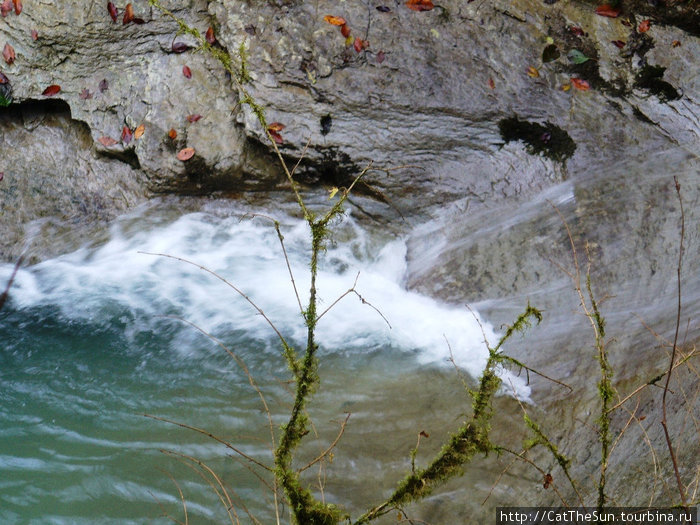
(99, 78, 108, 92)
(269, 130, 284, 144)
(177, 147, 195, 161)
(344, 35, 353, 47)
(186, 114, 202, 123)
(340, 23, 351, 38)
(488, 77, 495, 89)
(353, 37, 364, 52)
(168, 128, 177, 139)
(205, 26, 216, 45)
(172, 42, 190, 53)
(611, 40, 625, 48)
(267, 122, 285, 132)
(376, 50, 386, 63)
(107, 1, 117, 22)
(571, 77, 590, 91)
(419, 430, 429, 438)
(543, 473, 553, 489)
(79, 88, 92, 99)
(568, 25, 585, 36)
(638, 19, 651, 32)
(3, 43, 15, 65)
(376, 5, 391, 12)
(526, 66, 540, 78)
(406, 0, 434, 11)
(639, 415, 646, 421)
(42, 84, 61, 96)
(121, 126, 133, 144)
(98, 136, 118, 146)
(31, 29, 38, 40)
(672, 40, 681, 47)
(134, 124, 145, 139)
(595, 4, 621, 18)
(323, 15, 347, 26)
(567, 49, 590, 64)
(0, 71, 8, 84)
(12, 0, 20, 15)
(123, 3, 134, 24)
(561, 83, 571, 91)
(328, 187, 339, 199)
(182, 65, 192, 79)
(0, 0, 11, 17)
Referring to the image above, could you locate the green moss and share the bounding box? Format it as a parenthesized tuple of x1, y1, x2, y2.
(498, 117, 576, 164)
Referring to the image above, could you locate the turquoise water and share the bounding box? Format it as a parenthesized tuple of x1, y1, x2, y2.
(0, 198, 523, 523)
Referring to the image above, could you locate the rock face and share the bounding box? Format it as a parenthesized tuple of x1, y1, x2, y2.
(1, 0, 698, 520)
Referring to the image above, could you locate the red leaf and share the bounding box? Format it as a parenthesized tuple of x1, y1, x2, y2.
(186, 114, 202, 123)
(406, 0, 434, 11)
(269, 130, 283, 144)
(31, 29, 38, 41)
(570, 77, 590, 91)
(340, 23, 351, 38)
(168, 128, 177, 139)
(98, 136, 118, 146)
(267, 122, 285, 132)
(42, 84, 61, 96)
(3, 43, 15, 65)
(568, 25, 585, 36)
(107, 1, 117, 22)
(177, 147, 195, 161)
(0, 0, 11, 17)
(182, 65, 192, 79)
(123, 3, 134, 24)
(595, 4, 621, 17)
(323, 15, 346, 26)
(638, 19, 651, 32)
(79, 88, 93, 99)
(488, 77, 495, 89)
(121, 126, 133, 144)
(172, 42, 190, 53)
(0, 71, 8, 84)
(98, 78, 109, 92)
(353, 37, 363, 53)
(12, 0, 20, 15)
(611, 40, 625, 48)
(205, 26, 216, 45)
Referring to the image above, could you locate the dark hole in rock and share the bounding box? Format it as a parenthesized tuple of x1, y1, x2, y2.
(320, 114, 332, 136)
(634, 65, 680, 103)
(498, 116, 576, 164)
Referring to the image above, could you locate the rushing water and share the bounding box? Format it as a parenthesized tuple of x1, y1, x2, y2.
(0, 197, 528, 524)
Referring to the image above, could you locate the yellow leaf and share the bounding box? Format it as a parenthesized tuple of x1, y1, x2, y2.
(527, 66, 540, 78)
(562, 83, 571, 91)
(329, 187, 339, 199)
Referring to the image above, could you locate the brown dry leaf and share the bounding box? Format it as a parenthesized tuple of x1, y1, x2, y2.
(323, 15, 346, 26)
(107, 1, 118, 22)
(12, 0, 20, 15)
(3, 43, 15, 65)
(98, 136, 118, 147)
(672, 40, 681, 47)
(543, 473, 553, 489)
(186, 114, 202, 123)
(526, 66, 540, 78)
(168, 128, 177, 139)
(177, 147, 195, 161)
(172, 42, 190, 53)
(595, 4, 621, 17)
(134, 124, 145, 139)
(267, 122, 285, 132)
(42, 84, 61, 96)
(406, 0, 434, 11)
(123, 3, 134, 24)
(340, 23, 351, 38)
(205, 26, 216, 45)
(488, 77, 495, 89)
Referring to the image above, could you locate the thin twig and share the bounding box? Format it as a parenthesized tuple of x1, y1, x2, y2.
(298, 413, 352, 473)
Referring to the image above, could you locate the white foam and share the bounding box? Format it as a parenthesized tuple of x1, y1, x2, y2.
(0, 201, 530, 398)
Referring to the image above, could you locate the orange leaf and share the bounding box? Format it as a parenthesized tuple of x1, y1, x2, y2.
(205, 26, 216, 45)
(98, 136, 118, 146)
(571, 77, 590, 91)
(638, 19, 651, 32)
(121, 126, 133, 144)
(353, 37, 363, 52)
(42, 84, 61, 96)
(3, 43, 15, 65)
(12, 0, 20, 15)
(595, 4, 621, 17)
(107, 1, 117, 22)
(134, 124, 145, 139)
(123, 3, 134, 24)
(267, 122, 285, 132)
(323, 15, 346, 26)
(182, 65, 192, 79)
(168, 128, 177, 139)
(672, 40, 681, 47)
(186, 114, 202, 123)
(177, 147, 195, 161)
(406, 0, 434, 11)
(340, 23, 351, 38)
